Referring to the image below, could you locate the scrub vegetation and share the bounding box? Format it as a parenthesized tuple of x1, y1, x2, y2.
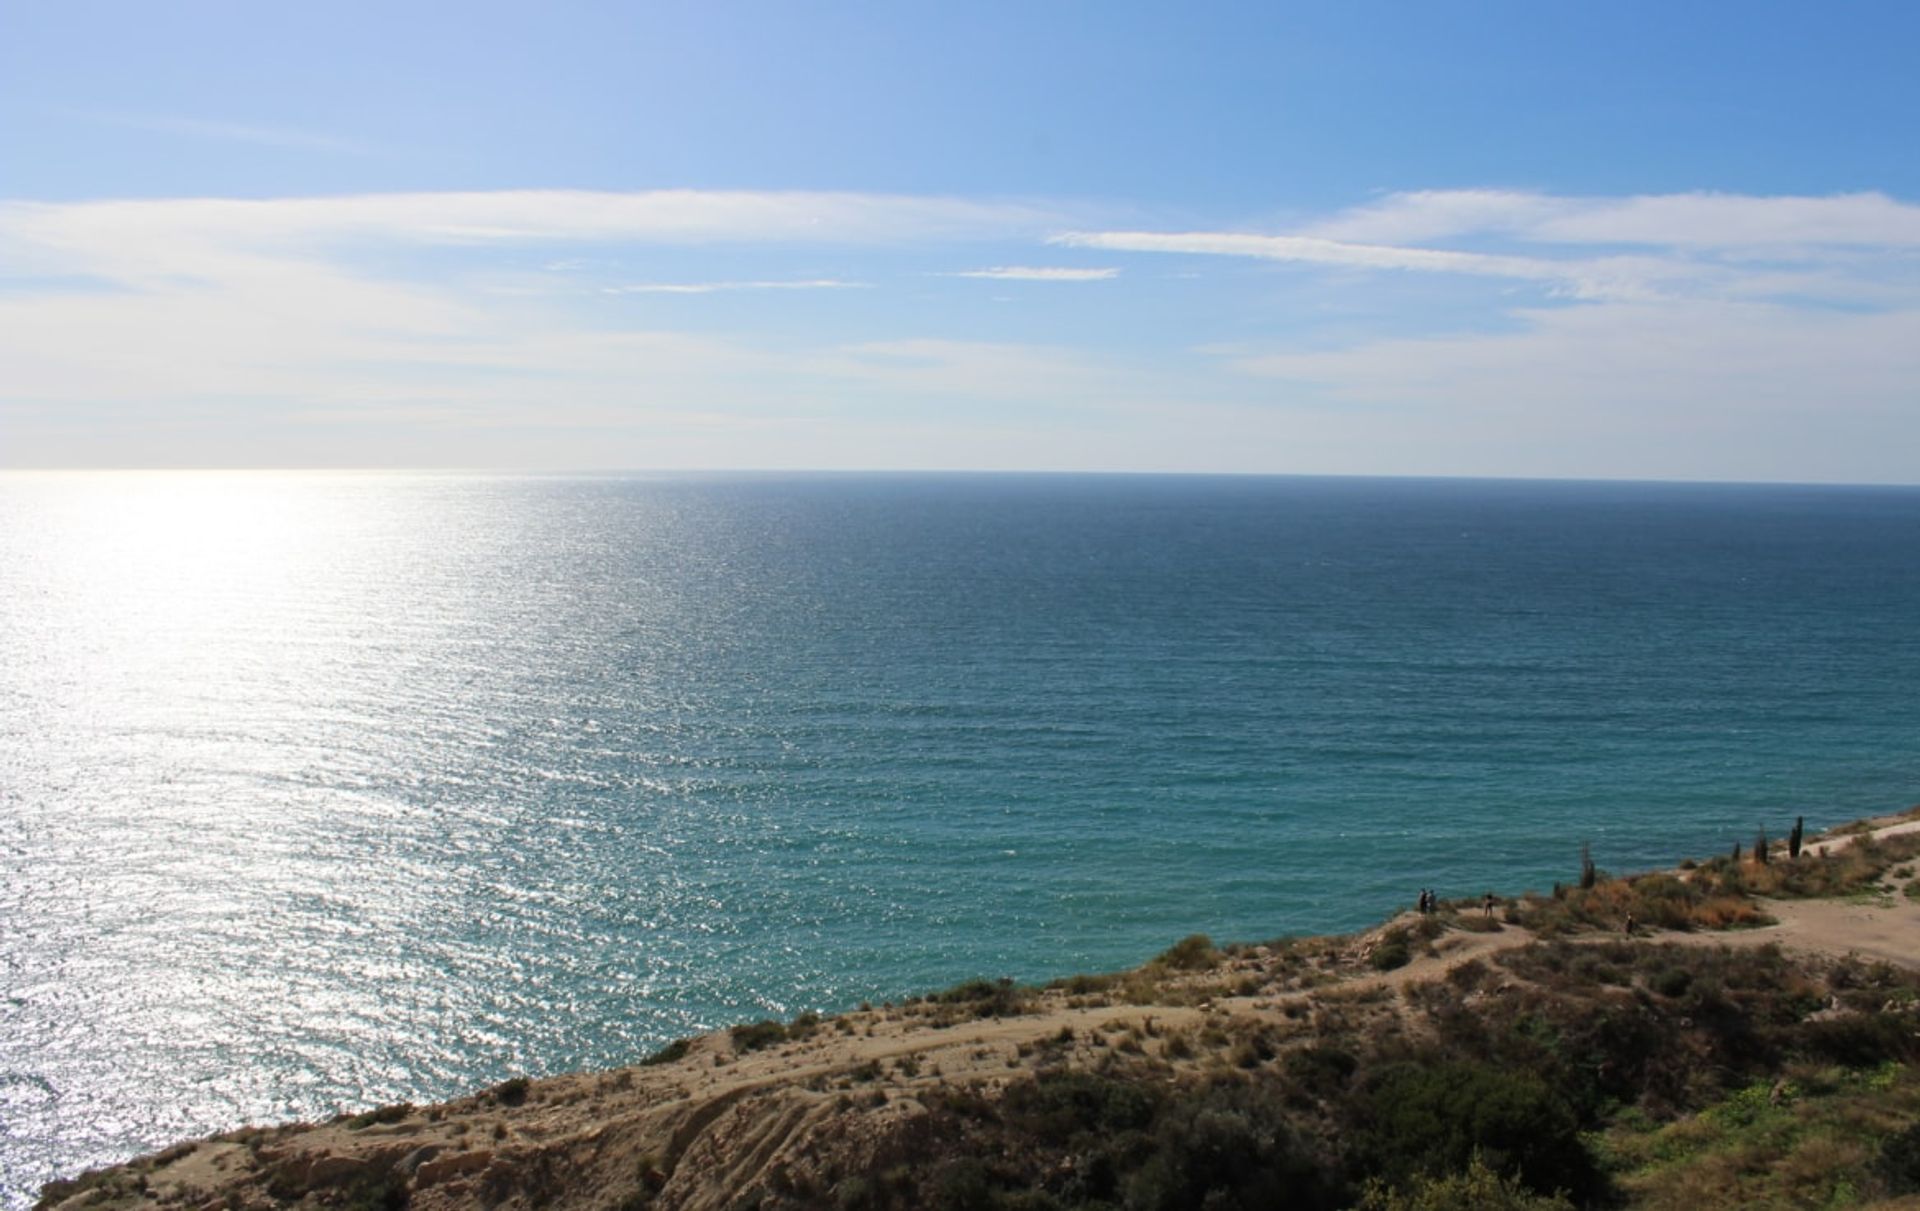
(35, 810, 1920, 1211)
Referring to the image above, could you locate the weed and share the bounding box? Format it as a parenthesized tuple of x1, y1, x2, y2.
(641, 1038, 692, 1066)
(1154, 933, 1220, 971)
(346, 1102, 414, 1128)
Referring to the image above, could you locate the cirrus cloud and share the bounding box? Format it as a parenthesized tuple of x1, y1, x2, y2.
(951, 266, 1120, 281)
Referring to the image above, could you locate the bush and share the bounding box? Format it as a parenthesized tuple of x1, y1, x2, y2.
(931, 977, 1031, 1019)
(1358, 1060, 1601, 1202)
(1124, 1100, 1321, 1211)
(1371, 938, 1412, 971)
(731, 1019, 790, 1051)
(931, 1158, 992, 1211)
(1284, 1046, 1358, 1104)
(1047, 972, 1116, 995)
(1359, 1155, 1575, 1210)
(1879, 1122, 1920, 1195)
(1001, 1071, 1158, 1144)
(1652, 967, 1693, 998)
(1154, 934, 1220, 971)
(1797, 1013, 1920, 1067)
(641, 1038, 692, 1066)
(347, 1101, 415, 1127)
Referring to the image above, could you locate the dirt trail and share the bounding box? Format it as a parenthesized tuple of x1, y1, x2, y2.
(1644, 813, 1920, 971)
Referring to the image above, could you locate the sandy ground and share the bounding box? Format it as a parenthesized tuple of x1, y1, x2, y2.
(1655, 812, 1920, 969)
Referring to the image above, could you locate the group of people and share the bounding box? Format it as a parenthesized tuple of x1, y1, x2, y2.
(1416, 888, 1500, 918)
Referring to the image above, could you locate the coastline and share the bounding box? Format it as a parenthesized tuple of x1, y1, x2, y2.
(36, 807, 1920, 1210)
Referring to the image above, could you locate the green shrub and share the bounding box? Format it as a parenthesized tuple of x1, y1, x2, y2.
(1047, 972, 1117, 995)
(730, 1019, 790, 1051)
(1359, 1154, 1575, 1210)
(930, 977, 1031, 1019)
(346, 1101, 414, 1128)
(1124, 1101, 1320, 1211)
(1797, 1013, 1920, 1067)
(1358, 1060, 1601, 1202)
(1371, 930, 1412, 972)
(1878, 1121, 1920, 1195)
(930, 1157, 992, 1211)
(641, 1038, 692, 1066)
(1651, 967, 1693, 998)
(1001, 1071, 1158, 1144)
(1154, 934, 1220, 971)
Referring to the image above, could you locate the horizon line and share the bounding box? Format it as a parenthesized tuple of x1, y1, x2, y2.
(1, 466, 1916, 490)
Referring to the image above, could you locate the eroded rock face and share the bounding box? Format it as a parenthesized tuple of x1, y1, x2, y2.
(412, 1148, 490, 1188)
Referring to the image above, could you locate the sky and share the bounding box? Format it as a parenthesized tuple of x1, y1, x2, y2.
(3, 1, 1919, 481)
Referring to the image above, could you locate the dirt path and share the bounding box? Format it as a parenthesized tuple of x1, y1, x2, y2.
(1633, 813, 1920, 970)
(1652, 892, 1920, 970)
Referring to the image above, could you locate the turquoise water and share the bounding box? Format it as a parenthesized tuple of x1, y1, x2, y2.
(3, 471, 1919, 1203)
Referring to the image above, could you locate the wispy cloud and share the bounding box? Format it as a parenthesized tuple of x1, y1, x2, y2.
(1309, 189, 1920, 248)
(1054, 227, 1573, 282)
(1056, 190, 1920, 306)
(78, 110, 376, 155)
(0, 190, 1058, 276)
(1052, 228, 1694, 302)
(5, 185, 1920, 478)
(603, 279, 868, 294)
(952, 266, 1119, 281)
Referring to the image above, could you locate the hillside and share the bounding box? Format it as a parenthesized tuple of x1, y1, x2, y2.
(37, 810, 1920, 1211)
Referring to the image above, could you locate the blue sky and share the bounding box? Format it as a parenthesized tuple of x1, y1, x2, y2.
(4, 1, 1919, 479)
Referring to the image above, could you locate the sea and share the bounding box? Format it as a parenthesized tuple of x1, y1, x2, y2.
(3, 470, 1919, 1204)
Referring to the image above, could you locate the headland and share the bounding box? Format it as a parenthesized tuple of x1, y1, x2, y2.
(38, 808, 1920, 1210)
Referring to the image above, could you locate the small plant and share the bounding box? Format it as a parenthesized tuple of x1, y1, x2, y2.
(641, 1038, 692, 1067)
(1756, 827, 1770, 865)
(346, 1102, 414, 1128)
(1371, 929, 1412, 971)
(730, 1019, 790, 1051)
(1155, 933, 1220, 971)
(928, 976, 1031, 1019)
(1789, 815, 1805, 860)
(1579, 842, 1597, 891)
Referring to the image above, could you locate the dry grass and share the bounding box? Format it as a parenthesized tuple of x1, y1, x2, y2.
(1514, 871, 1771, 937)
(1511, 827, 1920, 939)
